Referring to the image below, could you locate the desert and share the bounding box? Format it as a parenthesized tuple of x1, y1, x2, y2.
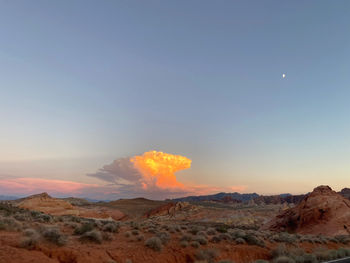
(1, 185, 350, 263)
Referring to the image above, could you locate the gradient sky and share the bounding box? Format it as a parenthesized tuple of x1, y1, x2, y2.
(1, 1, 350, 199)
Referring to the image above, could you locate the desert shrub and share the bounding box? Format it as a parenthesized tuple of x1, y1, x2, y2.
(188, 225, 201, 235)
(210, 235, 221, 243)
(180, 240, 188, 248)
(337, 248, 350, 257)
(174, 225, 181, 232)
(147, 227, 157, 234)
(219, 233, 232, 241)
(131, 229, 139, 236)
(102, 222, 119, 233)
(24, 228, 38, 237)
(64, 222, 78, 229)
(130, 221, 140, 230)
(74, 222, 94, 235)
(145, 237, 162, 251)
(41, 227, 67, 246)
(30, 211, 41, 218)
(273, 232, 297, 244)
(64, 215, 81, 223)
(194, 249, 219, 263)
(101, 232, 113, 241)
(244, 234, 265, 247)
(313, 248, 331, 261)
(271, 244, 289, 258)
(124, 231, 131, 238)
(193, 235, 208, 245)
(0, 218, 21, 231)
(235, 237, 245, 244)
(298, 253, 317, 263)
(230, 229, 246, 239)
(20, 235, 40, 249)
(216, 225, 228, 233)
(191, 241, 200, 248)
(206, 228, 216, 235)
(273, 256, 296, 263)
(79, 230, 102, 244)
(14, 213, 29, 222)
(156, 231, 170, 245)
(180, 234, 192, 242)
(38, 214, 52, 223)
(335, 235, 350, 244)
(299, 236, 314, 244)
(20, 228, 40, 249)
(136, 234, 144, 241)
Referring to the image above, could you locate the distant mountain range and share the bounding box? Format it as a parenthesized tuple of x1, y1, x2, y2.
(172, 188, 350, 205)
(1, 188, 349, 203)
(0, 195, 20, 200)
(172, 192, 260, 203)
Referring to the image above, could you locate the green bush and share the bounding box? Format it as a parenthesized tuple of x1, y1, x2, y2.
(273, 256, 296, 263)
(156, 231, 170, 245)
(180, 240, 188, 248)
(41, 227, 67, 246)
(193, 235, 208, 245)
(102, 222, 119, 233)
(194, 249, 219, 263)
(244, 233, 265, 247)
(191, 241, 200, 248)
(180, 234, 192, 242)
(206, 228, 216, 235)
(271, 244, 289, 258)
(79, 230, 103, 244)
(145, 237, 162, 251)
(74, 222, 94, 235)
(20, 228, 40, 249)
(235, 237, 245, 244)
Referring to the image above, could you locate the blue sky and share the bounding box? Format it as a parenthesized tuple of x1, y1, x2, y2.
(0, 1, 350, 198)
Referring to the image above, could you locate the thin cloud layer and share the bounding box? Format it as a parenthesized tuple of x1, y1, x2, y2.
(0, 177, 99, 197)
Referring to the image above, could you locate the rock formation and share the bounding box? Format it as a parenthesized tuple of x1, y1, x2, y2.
(17, 192, 124, 220)
(262, 185, 350, 236)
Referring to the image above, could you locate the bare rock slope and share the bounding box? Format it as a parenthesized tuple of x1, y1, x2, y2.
(263, 185, 350, 236)
(17, 192, 124, 220)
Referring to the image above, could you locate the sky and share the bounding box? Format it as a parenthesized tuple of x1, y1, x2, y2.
(0, 1, 350, 199)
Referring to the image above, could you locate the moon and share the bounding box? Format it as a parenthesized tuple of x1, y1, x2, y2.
(282, 73, 286, 79)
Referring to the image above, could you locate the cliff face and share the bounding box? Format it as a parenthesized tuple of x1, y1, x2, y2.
(262, 185, 350, 236)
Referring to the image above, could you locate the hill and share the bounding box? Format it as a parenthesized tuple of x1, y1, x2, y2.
(263, 185, 350, 236)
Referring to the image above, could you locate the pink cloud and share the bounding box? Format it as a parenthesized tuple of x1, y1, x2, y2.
(0, 177, 99, 197)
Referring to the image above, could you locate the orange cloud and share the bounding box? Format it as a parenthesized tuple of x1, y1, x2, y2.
(130, 151, 191, 189)
(87, 150, 246, 199)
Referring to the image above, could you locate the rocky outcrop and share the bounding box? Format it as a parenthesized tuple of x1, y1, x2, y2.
(18, 193, 76, 214)
(144, 201, 198, 218)
(17, 192, 124, 220)
(262, 185, 350, 236)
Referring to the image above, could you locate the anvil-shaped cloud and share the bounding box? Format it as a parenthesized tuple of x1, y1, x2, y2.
(87, 151, 245, 199)
(0, 151, 245, 200)
(87, 151, 193, 198)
